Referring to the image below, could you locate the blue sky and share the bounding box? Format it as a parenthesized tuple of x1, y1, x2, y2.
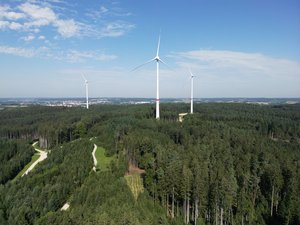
(0, 0, 299, 98)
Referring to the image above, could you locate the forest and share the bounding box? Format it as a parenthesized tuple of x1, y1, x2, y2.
(0, 103, 299, 225)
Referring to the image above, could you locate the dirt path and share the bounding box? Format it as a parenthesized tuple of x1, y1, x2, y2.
(22, 142, 48, 177)
(92, 144, 97, 172)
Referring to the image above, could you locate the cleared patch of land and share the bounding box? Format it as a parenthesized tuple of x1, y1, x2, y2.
(94, 146, 114, 171)
(125, 164, 145, 200)
(125, 174, 144, 200)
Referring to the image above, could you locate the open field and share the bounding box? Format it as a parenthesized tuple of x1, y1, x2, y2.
(95, 146, 114, 171)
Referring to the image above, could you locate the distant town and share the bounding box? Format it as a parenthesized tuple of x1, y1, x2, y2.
(0, 97, 299, 109)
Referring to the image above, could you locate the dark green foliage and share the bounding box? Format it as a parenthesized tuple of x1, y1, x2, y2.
(0, 103, 299, 225)
(36, 172, 171, 225)
(1, 140, 93, 225)
(0, 140, 34, 184)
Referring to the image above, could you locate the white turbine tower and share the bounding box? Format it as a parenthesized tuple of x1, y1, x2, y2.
(132, 34, 168, 119)
(82, 74, 89, 109)
(189, 69, 196, 114)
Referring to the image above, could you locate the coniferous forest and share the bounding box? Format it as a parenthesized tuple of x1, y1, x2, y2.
(0, 103, 299, 225)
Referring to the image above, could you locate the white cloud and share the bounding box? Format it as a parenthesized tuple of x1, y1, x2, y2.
(45, 0, 65, 3)
(0, 45, 37, 57)
(173, 49, 300, 77)
(0, 5, 10, 12)
(168, 49, 300, 97)
(18, 2, 56, 22)
(0, 44, 117, 63)
(86, 4, 132, 20)
(0, 20, 9, 29)
(38, 35, 45, 40)
(0, 2, 134, 39)
(24, 19, 51, 28)
(9, 22, 23, 30)
(99, 21, 135, 37)
(4, 2, 81, 38)
(0, 20, 23, 30)
(85, 4, 134, 37)
(22, 35, 35, 42)
(19, 2, 80, 38)
(0, 5, 25, 20)
(87, 6, 109, 20)
(65, 50, 117, 63)
(100, 6, 109, 14)
(54, 19, 79, 38)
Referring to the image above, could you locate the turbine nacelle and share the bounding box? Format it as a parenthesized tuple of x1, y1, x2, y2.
(82, 74, 88, 83)
(189, 69, 196, 79)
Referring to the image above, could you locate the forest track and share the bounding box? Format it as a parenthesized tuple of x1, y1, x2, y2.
(21, 142, 48, 177)
(92, 144, 97, 172)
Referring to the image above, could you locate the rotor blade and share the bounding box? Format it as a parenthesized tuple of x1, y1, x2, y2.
(188, 68, 196, 78)
(131, 58, 155, 72)
(81, 74, 87, 82)
(159, 59, 173, 70)
(156, 35, 161, 57)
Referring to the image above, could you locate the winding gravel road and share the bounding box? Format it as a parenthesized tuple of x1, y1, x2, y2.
(22, 142, 48, 177)
(92, 144, 97, 172)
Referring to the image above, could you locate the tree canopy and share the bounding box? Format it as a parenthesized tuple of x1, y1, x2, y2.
(0, 103, 299, 225)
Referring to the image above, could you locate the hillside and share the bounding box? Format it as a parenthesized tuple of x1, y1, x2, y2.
(0, 103, 299, 225)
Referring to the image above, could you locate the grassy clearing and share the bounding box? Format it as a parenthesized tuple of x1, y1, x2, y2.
(14, 153, 40, 180)
(95, 146, 114, 171)
(125, 173, 144, 200)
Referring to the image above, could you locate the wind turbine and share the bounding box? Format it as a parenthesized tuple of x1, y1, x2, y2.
(82, 74, 89, 109)
(132, 34, 168, 119)
(189, 69, 196, 114)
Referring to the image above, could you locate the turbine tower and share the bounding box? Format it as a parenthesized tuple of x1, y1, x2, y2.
(82, 74, 89, 109)
(189, 69, 196, 114)
(132, 34, 168, 119)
